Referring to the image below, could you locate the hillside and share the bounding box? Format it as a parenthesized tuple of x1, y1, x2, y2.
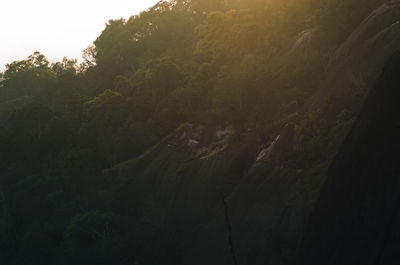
(0, 0, 399, 264)
(297, 51, 400, 265)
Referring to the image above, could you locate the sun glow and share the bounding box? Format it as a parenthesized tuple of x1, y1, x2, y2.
(0, 0, 160, 69)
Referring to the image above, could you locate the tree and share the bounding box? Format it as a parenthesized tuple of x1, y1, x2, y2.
(1, 52, 55, 102)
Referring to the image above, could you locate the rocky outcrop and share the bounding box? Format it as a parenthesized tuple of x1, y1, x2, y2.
(105, 124, 260, 265)
(308, 1, 400, 110)
(297, 52, 400, 265)
(103, 3, 400, 265)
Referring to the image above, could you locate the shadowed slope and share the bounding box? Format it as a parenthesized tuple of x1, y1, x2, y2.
(297, 52, 400, 265)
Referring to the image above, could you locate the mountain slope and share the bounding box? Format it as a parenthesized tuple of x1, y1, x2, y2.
(308, 0, 400, 111)
(297, 52, 400, 265)
(103, 3, 400, 264)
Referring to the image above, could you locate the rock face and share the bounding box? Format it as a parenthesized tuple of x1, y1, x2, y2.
(104, 3, 400, 265)
(106, 122, 302, 265)
(308, 1, 400, 110)
(105, 123, 260, 265)
(297, 52, 400, 265)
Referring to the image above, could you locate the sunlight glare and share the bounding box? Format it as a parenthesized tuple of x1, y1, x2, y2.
(0, 0, 160, 68)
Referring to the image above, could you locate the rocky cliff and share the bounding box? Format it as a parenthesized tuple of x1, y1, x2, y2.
(297, 51, 400, 265)
(308, 1, 400, 111)
(104, 2, 400, 265)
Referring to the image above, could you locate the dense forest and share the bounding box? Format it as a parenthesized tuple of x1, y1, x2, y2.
(0, 0, 399, 264)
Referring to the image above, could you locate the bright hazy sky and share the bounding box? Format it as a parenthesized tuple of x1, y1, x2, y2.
(0, 0, 160, 70)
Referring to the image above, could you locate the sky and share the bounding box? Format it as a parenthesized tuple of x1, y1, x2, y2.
(0, 0, 160, 70)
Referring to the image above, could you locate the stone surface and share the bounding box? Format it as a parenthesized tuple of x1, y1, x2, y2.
(297, 52, 400, 265)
